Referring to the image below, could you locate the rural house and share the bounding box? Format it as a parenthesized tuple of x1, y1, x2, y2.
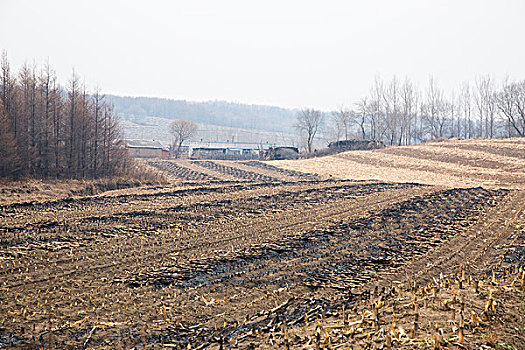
(122, 139, 167, 158)
(189, 141, 262, 160)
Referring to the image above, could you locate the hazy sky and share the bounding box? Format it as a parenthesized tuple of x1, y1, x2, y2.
(1, 0, 524, 110)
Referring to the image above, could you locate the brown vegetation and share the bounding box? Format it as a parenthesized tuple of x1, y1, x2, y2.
(0, 53, 124, 179)
(270, 137, 525, 188)
(0, 151, 523, 349)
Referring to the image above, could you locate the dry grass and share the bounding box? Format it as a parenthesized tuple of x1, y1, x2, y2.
(0, 156, 523, 349)
(269, 138, 525, 188)
(0, 159, 168, 206)
(238, 267, 525, 350)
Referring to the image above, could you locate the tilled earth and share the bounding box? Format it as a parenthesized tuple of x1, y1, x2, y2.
(0, 160, 523, 349)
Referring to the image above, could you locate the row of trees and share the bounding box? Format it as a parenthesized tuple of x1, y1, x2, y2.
(296, 76, 525, 151)
(0, 53, 123, 179)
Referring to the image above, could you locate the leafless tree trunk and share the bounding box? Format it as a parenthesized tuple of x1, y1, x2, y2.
(66, 71, 80, 176)
(0, 101, 20, 178)
(92, 87, 104, 178)
(36, 62, 56, 176)
(170, 120, 198, 158)
(331, 106, 353, 141)
(423, 77, 448, 139)
(79, 86, 89, 178)
(102, 105, 120, 175)
(382, 76, 401, 145)
(460, 83, 473, 139)
(52, 81, 62, 176)
(1, 51, 12, 123)
(475, 76, 497, 138)
(448, 91, 457, 138)
(355, 98, 369, 140)
(18, 63, 37, 175)
(496, 79, 525, 137)
(368, 76, 386, 141)
(295, 108, 323, 153)
(400, 78, 417, 145)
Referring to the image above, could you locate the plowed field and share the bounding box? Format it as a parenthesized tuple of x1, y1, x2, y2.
(1, 138, 524, 349)
(271, 138, 525, 188)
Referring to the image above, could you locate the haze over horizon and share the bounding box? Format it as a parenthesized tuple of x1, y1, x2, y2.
(2, 0, 525, 111)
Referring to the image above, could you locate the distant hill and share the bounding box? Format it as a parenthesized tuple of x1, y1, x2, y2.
(119, 115, 298, 147)
(107, 95, 298, 133)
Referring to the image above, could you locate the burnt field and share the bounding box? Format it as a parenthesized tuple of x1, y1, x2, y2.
(1, 158, 524, 349)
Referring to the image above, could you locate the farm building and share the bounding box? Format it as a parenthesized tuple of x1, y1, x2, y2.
(122, 139, 168, 158)
(174, 145, 190, 158)
(191, 147, 227, 159)
(188, 141, 263, 160)
(191, 147, 260, 160)
(263, 146, 299, 160)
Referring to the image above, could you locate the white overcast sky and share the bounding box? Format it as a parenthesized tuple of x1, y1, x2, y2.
(1, 0, 524, 110)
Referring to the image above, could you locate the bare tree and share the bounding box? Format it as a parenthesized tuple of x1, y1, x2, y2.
(331, 106, 353, 141)
(400, 78, 418, 145)
(355, 98, 369, 140)
(51, 78, 62, 175)
(382, 76, 400, 145)
(0, 101, 20, 178)
(496, 79, 525, 137)
(369, 76, 387, 141)
(422, 77, 448, 139)
(102, 104, 121, 175)
(448, 91, 457, 138)
(66, 70, 81, 176)
(1, 51, 12, 119)
(170, 120, 198, 158)
(0, 55, 124, 179)
(295, 108, 323, 153)
(475, 76, 497, 138)
(36, 61, 57, 176)
(460, 83, 473, 138)
(91, 87, 104, 178)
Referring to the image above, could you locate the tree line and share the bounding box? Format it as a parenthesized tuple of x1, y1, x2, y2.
(297, 75, 525, 152)
(107, 95, 297, 133)
(0, 53, 123, 179)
